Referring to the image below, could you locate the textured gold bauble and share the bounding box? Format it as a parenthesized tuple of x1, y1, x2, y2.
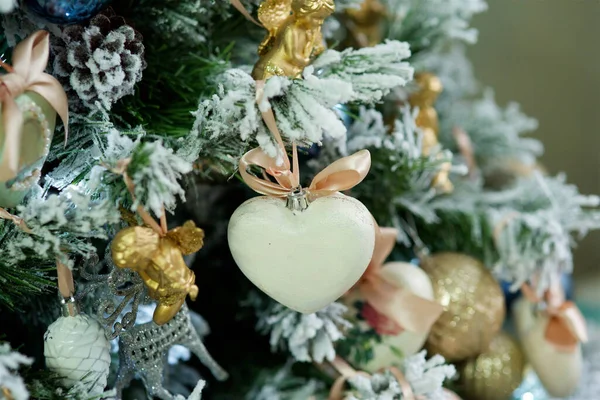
(421, 252, 505, 362)
(252, 0, 334, 80)
(457, 332, 526, 400)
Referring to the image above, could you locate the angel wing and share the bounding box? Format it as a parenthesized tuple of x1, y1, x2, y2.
(257, 0, 293, 55)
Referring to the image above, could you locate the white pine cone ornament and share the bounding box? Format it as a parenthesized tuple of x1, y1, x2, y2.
(52, 7, 146, 111)
(44, 314, 111, 395)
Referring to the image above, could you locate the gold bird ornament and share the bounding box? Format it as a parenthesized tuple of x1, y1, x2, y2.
(252, 0, 335, 80)
(111, 221, 204, 325)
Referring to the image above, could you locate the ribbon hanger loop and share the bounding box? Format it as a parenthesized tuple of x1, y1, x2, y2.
(0, 30, 69, 181)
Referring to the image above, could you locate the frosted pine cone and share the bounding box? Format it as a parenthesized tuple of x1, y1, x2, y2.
(44, 314, 111, 395)
(53, 8, 146, 111)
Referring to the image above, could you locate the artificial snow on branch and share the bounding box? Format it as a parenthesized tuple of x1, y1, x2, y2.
(249, 293, 352, 363)
(0, 0, 15, 13)
(246, 362, 324, 400)
(313, 40, 414, 103)
(135, 0, 231, 47)
(90, 129, 193, 217)
(345, 351, 456, 400)
(439, 89, 542, 174)
(486, 172, 600, 290)
(193, 40, 413, 167)
(2, 188, 119, 268)
(0, 343, 33, 400)
(313, 106, 463, 242)
(384, 0, 487, 55)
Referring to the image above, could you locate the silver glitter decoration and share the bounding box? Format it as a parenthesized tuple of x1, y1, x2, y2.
(79, 243, 227, 398)
(115, 302, 228, 399)
(79, 246, 145, 340)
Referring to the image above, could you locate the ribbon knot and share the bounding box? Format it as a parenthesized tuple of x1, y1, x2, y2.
(357, 225, 443, 335)
(0, 73, 27, 99)
(521, 276, 588, 352)
(239, 80, 371, 200)
(328, 356, 419, 400)
(0, 30, 69, 182)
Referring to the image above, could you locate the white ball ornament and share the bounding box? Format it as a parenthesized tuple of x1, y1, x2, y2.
(228, 191, 375, 313)
(44, 309, 111, 395)
(513, 296, 582, 398)
(360, 262, 436, 371)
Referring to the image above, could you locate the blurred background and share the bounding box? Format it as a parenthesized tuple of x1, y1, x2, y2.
(468, 0, 600, 301)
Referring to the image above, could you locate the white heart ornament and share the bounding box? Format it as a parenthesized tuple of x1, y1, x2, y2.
(513, 297, 582, 397)
(228, 192, 376, 313)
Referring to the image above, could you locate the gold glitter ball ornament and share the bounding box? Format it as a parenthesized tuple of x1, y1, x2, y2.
(421, 252, 505, 362)
(457, 332, 526, 400)
(111, 221, 204, 325)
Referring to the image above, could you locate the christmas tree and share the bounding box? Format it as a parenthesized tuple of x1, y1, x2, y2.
(0, 0, 598, 399)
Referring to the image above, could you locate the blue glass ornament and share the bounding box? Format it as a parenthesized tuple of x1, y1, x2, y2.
(502, 280, 521, 310)
(334, 104, 353, 129)
(511, 368, 550, 400)
(24, 0, 111, 25)
(562, 273, 574, 300)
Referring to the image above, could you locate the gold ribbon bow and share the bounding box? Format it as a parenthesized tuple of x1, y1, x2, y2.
(239, 81, 371, 199)
(358, 225, 443, 334)
(521, 275, 588, 352)
(328, 356, 418, 400)
(0, 30, 69, 181)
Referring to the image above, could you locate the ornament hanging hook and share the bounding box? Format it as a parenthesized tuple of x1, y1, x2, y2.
(403, 213, 429, 259)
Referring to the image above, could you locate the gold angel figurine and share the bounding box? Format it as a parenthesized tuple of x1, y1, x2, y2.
(252, 0, 335, 80)
(112, 221, 204, 325)
(409, 73, 453, 193)
(344, 0, 386, 48)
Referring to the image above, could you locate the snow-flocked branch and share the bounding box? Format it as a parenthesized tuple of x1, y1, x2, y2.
(248, 293, 352, 363)
(345, 351, 456, 400)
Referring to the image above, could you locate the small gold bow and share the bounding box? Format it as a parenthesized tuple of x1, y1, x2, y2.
(0, 30, 69, 181)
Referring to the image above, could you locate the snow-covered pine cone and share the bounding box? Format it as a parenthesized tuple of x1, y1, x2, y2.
(53, 8, 146, 112)
(44, 314, 111, 395)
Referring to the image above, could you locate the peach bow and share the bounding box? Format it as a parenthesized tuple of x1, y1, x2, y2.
(328, 356, 418, 400)
(358, 226, 443, 334)
(521, 276, 588, 352)
(230, 0, 262, 26)
(0, 30, 69, 182)
(239, 81, 371, 199)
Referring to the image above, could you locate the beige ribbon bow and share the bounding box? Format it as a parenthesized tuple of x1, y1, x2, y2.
(521, 275, 588, 352)
(0, 30, 69, 181)
(239, 81, 371, 199)
(328, 356, 419, 400)
(358, 225, 443, 334)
